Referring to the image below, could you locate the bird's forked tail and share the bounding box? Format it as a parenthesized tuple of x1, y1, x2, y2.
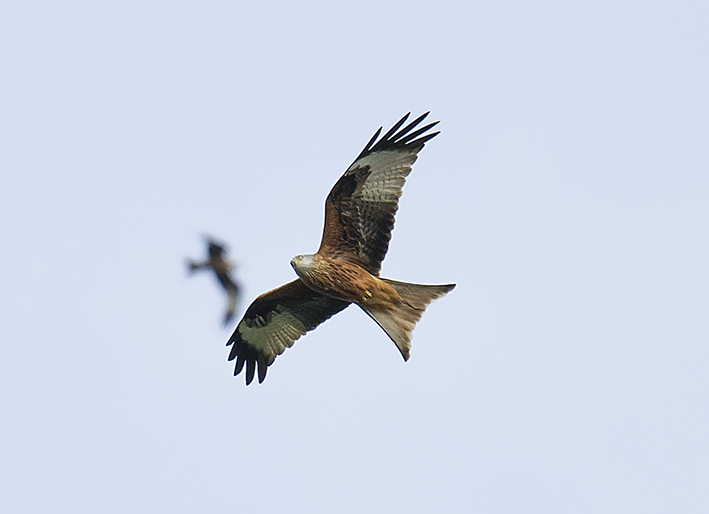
(358, 278, 455, 360)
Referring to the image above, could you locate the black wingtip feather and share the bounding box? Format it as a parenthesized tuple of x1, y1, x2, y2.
(234, 355, 246, 375)
(245, 360, 256, 385)
(396, 121, 440, 146)
(227, 337, 239, 360)
(355, 112, 438, 160)
(361, 127, 382, 155)
(227, 329, 262, 384)
(379, 112, 411, 143)
(413, 131, 440, 147)
(257, 360, 268, 383)
(391, 112, 429, 142)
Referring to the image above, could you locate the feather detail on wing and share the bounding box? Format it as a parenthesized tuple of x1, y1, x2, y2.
(226, 279, 350, 384)
(318, 112, 439, 274)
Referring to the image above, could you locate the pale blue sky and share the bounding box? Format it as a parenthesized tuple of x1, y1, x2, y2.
(1, 1, 707, 512)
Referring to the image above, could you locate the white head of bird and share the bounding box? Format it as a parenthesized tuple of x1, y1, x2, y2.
(290, 254, 316, 276)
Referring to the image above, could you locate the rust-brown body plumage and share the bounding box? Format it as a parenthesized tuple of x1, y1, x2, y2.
(291, 254, 400, 306)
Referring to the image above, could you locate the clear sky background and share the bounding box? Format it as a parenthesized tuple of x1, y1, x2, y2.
(2, 1, 707, 513)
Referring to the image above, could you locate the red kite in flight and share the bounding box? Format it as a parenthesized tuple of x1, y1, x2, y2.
(227, 113, 455, 384)
(187, 238, 240, 326)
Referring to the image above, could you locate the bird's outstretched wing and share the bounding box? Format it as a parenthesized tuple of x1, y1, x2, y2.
(217, 272, 240, 326)
(318, 112, 439, 275)
(226, 279, 350, 384)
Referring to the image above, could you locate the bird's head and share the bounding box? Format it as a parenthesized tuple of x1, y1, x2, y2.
(290, 254, 316, 276)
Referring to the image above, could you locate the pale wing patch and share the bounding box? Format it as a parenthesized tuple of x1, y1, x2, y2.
(347, 151, 418, 202)
(237, 309, 309, 365)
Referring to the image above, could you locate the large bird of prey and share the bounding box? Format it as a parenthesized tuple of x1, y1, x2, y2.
(187, 238, 240, 326)
(227, 112, 455, 384)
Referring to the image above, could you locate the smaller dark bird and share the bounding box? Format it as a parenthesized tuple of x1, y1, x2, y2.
(187, 238, 240, 326)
